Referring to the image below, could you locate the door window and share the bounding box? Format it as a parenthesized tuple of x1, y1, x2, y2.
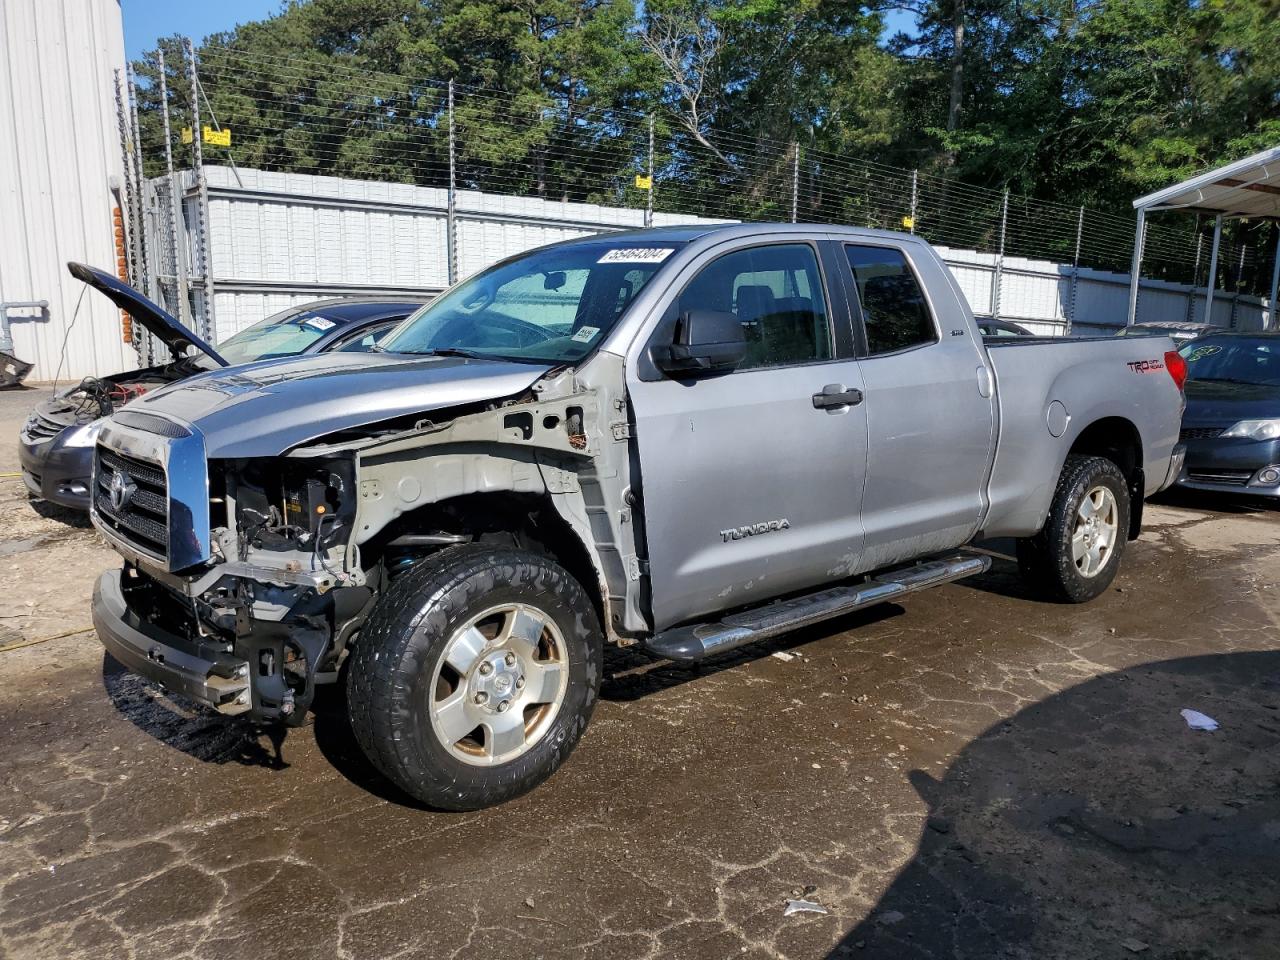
(844, 246, 937, 355)
(677, 244, 833, 370)
(335, 320, 402, 352)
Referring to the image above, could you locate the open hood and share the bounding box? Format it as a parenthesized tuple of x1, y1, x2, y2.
(67, 262, 228, 367)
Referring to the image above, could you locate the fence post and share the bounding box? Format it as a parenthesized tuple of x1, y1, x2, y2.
(992, 189, 1008, 320)
(447, 80, 458, 285)
(112, 71, 143, 348)
(1065, 205, 1084, 335)
(909, 169, 918, 234)
(790, 142, 799, 224)
(184, 37, 216, 344)
(1230, 243, 1246, 330)
(157, 49, 191, 332)
(646, 115, 655, 229)
(1269, 227, 1280, 331)
(127, 65, 156, 362)
(1186, 232, 1203, 324)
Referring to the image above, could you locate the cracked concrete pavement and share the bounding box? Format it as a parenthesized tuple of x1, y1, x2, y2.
(1, 387, 1279, 959)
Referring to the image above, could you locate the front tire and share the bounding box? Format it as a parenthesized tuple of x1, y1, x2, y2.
(1017, 455, 1130, 603)
(347, 545, 602, 810)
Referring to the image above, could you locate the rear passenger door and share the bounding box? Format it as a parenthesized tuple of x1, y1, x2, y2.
(628, 239, 868, 631)
(840, 242, 996, 569)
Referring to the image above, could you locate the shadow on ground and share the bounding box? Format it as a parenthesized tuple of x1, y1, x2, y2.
(832, 650, 1280, 959)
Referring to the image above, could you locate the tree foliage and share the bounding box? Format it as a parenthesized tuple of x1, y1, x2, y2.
(133, 0, 1280, 263)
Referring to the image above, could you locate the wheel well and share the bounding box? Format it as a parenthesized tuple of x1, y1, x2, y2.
(1067, 417, 1144, 540)
(1068, 417, 1141, 478)
(369, 492, 608, 635)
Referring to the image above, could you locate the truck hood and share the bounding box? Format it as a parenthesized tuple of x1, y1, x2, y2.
(1183, 378, 1280, 427)
(127, 351, 554, 457)
(68, 262, 229, 366)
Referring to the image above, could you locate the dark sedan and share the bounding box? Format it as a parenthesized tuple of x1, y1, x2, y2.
(20, 263, 424, 511)
(1175, 332, 1280, 496)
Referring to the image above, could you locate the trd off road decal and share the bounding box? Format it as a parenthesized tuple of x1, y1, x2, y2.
(1126, 358, 1166, 373)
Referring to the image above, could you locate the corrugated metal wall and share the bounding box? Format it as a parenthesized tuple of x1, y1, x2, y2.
(197, 166, 730, 341)
(0, 0, 134, 384)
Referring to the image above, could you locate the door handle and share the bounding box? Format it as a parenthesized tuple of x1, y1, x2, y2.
(812, 384, 864, 409)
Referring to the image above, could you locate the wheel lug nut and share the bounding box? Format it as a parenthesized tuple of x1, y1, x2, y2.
(473, 692, 488, 705)
(516, 676, 526, 689)
(504, 652, 516, 666)
(497, 700, 510, 712)
(479, 662, 493, 676)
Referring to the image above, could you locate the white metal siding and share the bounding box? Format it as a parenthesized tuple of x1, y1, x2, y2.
(0, 0, 133, 383)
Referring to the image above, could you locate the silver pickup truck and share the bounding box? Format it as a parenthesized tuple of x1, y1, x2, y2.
(88, 224, 1187, 809)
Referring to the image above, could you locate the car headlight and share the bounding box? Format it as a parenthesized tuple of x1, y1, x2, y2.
(1221, 419, 1280, 441)
(62, 420, 103, 448)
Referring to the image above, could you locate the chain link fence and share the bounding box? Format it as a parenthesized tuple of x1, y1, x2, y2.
(118, 42, 1276, 340)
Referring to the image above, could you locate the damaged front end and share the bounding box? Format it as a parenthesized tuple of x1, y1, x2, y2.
(92, 416, 371, 722)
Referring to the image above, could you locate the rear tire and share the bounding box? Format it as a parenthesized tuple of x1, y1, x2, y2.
(1017, 455, 1129, 603)
(346, 545, 602, 810)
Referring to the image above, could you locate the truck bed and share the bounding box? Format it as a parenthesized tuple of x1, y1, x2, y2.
(978, 334, 1184, 539)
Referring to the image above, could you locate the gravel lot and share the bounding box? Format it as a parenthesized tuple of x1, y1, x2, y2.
(1, 385, 1278, 960)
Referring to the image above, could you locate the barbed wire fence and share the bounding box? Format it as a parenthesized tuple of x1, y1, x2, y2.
(120, 41, 1275, 340)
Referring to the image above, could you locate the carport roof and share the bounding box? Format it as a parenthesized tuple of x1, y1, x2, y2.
(1132, 145, 1280, 220)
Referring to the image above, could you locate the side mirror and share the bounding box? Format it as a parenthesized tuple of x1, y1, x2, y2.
(655, 309, 746, 376)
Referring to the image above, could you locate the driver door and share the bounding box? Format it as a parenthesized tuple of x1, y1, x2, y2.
(627, 238, 869, 631)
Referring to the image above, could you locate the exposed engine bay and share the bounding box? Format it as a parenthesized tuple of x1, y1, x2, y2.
(40, 361, 202, 430)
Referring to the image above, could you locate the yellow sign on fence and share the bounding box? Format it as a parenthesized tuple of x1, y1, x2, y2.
(901, 215, 914, 229)
(180, 127, 193, 144)
(203, 126, 232, 147)
(635, 174, 653, 191)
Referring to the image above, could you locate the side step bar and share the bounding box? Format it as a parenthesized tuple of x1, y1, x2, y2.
(644, 553, 991, 662)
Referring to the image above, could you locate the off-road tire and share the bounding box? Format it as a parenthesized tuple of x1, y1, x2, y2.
(1016, 455, 1130, 603)
(346, 545, 602, 810)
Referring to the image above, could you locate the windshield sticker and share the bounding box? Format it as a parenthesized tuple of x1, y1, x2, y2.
(571, 325, 600, 343)
(597, 248, 673, 264)
(1185, 344, 1222, 362)
(301, 316, 337, 331)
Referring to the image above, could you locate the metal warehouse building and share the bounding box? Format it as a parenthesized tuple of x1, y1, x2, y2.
(0, 0, 132, 384)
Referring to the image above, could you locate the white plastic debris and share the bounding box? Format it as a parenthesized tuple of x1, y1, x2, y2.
(1180, 709, 1219, 731)
(783, 899, 829, 916)
(771, 651, 796, 662)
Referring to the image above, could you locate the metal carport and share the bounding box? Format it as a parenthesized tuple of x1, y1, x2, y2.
(1127, 145, 1280, 329)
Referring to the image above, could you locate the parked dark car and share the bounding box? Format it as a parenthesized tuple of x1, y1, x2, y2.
(976, 318, 1033, 337)
(1174, 332, 1280, 496)
(19, 263, 423, 511)
(1117, 320, 1215, 343)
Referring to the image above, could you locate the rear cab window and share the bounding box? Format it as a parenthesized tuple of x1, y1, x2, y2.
(844, 245, 938, 356)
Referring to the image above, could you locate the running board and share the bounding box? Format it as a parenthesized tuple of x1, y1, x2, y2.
(644, 553, 991, 662)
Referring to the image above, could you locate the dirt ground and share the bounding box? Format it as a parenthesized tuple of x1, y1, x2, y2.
(1, 384, 1279, 960)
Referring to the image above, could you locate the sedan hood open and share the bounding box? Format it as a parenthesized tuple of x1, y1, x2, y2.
(68, 262, 228, 366)
(126, 351, 554, 457)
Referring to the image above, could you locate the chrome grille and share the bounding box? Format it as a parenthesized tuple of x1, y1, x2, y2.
(22, 411, 69, 442)
(1180, 426, 1224, 441)
(95, 446, 169, 558)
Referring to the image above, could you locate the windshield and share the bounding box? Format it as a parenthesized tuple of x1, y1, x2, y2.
(379, 242, 681, 363)
(1180, 337, 1280, 386)
(217, 310, 342, 364)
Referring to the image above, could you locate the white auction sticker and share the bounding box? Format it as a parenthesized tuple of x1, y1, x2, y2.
(597, 247, 673, 264)
(571, 325, 600, 343)
(301, 316, 337, 331)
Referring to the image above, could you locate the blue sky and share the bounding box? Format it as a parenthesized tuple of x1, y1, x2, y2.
(123, 0, 918, 62)
(122, 0, 281, 60)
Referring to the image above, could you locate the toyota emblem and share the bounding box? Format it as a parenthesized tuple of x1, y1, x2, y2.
(109, 469, 137, 511)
